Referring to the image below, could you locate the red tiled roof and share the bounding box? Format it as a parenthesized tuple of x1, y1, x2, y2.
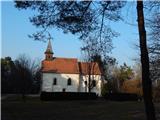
(78, 62, 102, 75)
(41, 57, 102, 75)
(41, 58, 79, 74)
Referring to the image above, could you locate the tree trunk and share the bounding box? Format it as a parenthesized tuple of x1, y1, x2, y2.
(88, 72, 91, 93)
(88, 63, 92, 93)
(137, 1, 156, 120)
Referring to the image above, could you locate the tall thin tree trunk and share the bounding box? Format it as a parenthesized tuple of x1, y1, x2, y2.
(87, 62, 92, 93)
(137, 1, 156, 120)
(88, 74, 91, 92)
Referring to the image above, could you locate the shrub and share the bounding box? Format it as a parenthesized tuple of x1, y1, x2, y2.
(40, 92, 98, 101)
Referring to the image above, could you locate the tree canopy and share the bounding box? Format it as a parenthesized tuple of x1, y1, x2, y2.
(1, 55, 41, 95)
(15, 1, 125, 41)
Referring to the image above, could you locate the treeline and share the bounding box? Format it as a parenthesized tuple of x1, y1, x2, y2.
(1, 54, 41, 95)
(102, 62, 142, 95)
(102, 61, 160, 101)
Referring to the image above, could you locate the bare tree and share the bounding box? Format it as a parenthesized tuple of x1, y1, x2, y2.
(146, 2, 160, 85)
(81, 38, 101, 93)
(14, 54, 40, 101)
(81, 61, 98, 93)
(81, 32, 117, 93)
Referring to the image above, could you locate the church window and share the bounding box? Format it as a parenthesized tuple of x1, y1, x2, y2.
(67, 78, 72, 85)
(84, 81, 87, 85)
(92, 80, 96, 87)
(53, 78, 57, 85)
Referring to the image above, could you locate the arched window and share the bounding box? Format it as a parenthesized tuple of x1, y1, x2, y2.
(84, 81, 87, 86)
(92, 80, 96, 87)
(67, 78, 72, 85)
(53, 78, 57, 85)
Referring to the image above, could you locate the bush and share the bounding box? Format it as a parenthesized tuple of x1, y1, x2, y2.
(153, 85, 160, 102)
(101, 83, 108, 97)
(40, 92, 98, 101)
(104, 93, 141, 101)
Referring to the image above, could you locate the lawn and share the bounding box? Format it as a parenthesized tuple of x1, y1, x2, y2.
(2, 95, 160, 120)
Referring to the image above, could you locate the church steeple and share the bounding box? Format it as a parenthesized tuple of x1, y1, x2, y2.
(45, 39, 53, 60)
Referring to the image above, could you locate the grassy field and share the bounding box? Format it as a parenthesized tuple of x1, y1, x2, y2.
(2, 95, 160, 120)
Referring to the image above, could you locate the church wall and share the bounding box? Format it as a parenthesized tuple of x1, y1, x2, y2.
(42, 73, 79, 92)
(41, 73, 102, 96)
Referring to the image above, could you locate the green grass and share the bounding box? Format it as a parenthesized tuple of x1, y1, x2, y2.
(2, 95, 160, 120)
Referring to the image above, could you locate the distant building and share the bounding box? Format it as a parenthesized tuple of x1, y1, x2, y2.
(41, 40, 103, 96)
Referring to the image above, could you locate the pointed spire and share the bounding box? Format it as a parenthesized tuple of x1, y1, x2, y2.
(45, 39, 53, 60)
(45, 39, 53, 54)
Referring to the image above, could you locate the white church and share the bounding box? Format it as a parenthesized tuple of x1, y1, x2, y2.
(41, 40, 104, 96)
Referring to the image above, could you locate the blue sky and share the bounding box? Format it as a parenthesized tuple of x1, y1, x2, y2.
(1, 1, 139, 66)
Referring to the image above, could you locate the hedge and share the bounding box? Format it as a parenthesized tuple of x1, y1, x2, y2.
(40, 92, 98, 101)
(104, 93, 142, 101)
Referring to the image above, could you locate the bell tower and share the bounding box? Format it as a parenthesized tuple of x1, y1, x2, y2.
(45, 39, 53, 60)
